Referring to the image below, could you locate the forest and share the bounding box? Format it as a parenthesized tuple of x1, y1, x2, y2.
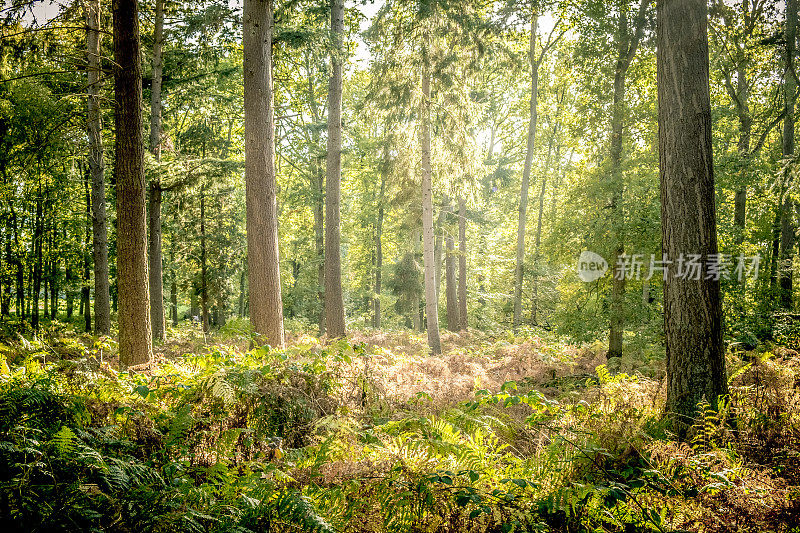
(1, 0, 799, 530)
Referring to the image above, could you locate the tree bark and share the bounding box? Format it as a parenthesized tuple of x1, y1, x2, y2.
(87, 0, 111, 335)
(421, 31, 442, 354)
(657, 0, 727, 437)
(457, 197, 467, 331)
(324, 0, 346, 338)
(513, 12, 539, 330)
(779, 0, 798, 310)
(243, 0, 284, 348)
(114, 0, 153, 367)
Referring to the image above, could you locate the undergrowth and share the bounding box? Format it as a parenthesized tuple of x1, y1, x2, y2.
(0, 330, 799, 532)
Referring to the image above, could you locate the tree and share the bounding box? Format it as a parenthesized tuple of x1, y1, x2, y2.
(779, 0, 797, 309)
(86, 0, 111, 335)
(114, 0, 153, 367)
(373, 143, 388, 329)
(148, 0, 166, 343)
(606, 0, 651, 359)
(420, 26, 442, 354)
(512, 2, 564, 329)
(445, 232, 458, 330)
(457, 197, 467, 330)
(657, 0, 727, 436)
(324, 0, 346, 338)
(243, 0, 284, 348)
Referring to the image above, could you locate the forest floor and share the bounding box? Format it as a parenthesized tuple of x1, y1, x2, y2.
(1, 319, 800, 532)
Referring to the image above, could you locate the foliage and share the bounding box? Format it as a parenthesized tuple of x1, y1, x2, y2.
(1, 333, 798, 532)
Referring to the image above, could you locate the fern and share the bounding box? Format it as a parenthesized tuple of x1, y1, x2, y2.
(50, 425, 76, 456)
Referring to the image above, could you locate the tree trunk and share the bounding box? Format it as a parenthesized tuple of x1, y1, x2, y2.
(10, 201, 23, 320)
(513, 12, 539, 330)
(373, 161, 386, 329)
(733, 62, 751, 244)
(243, 0, 284, 348)
(114, 0, 153, 367)
(200, 190, 209, 333)
(305, 55, 326, 336)
(314, 150, 325, 334)
(238, 262, 246, 318)
(607, 0, 651, 359)
(434, 203, 446, 301)
(66, 265, 74, 318)
(49, 228, 57, 319)
(148, 182, 166, 341)
(148, 0, 166, 343)
(445, 235, 458, 331)
(170, 279, 178, 325)
(531, 129, 555, 326)
(324, 0, 346, 338)
(657, 0, 727, 437)
(457, 198, 467, 331)
(421, 32, 442, 355)
(779, 0, 798, 310)
(83, 166, 92, 333)
(31, 177, 43, 330)
(87, 0, 112, 335)
(149, 0, 164, 157)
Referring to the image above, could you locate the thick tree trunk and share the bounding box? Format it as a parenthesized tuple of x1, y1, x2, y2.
(243, 0, 284, 348)
(148, 0, 166, 343)
(324, 0, 346, 338)
(421, 35, 442, 355)
(657, 0, 727, 437)
(87, 0, 111, 335)
(779, 0, 798, 310)
(513, 13, 539, 329)
(457, 198, 467, 331)
(114, 0, 153, 367)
